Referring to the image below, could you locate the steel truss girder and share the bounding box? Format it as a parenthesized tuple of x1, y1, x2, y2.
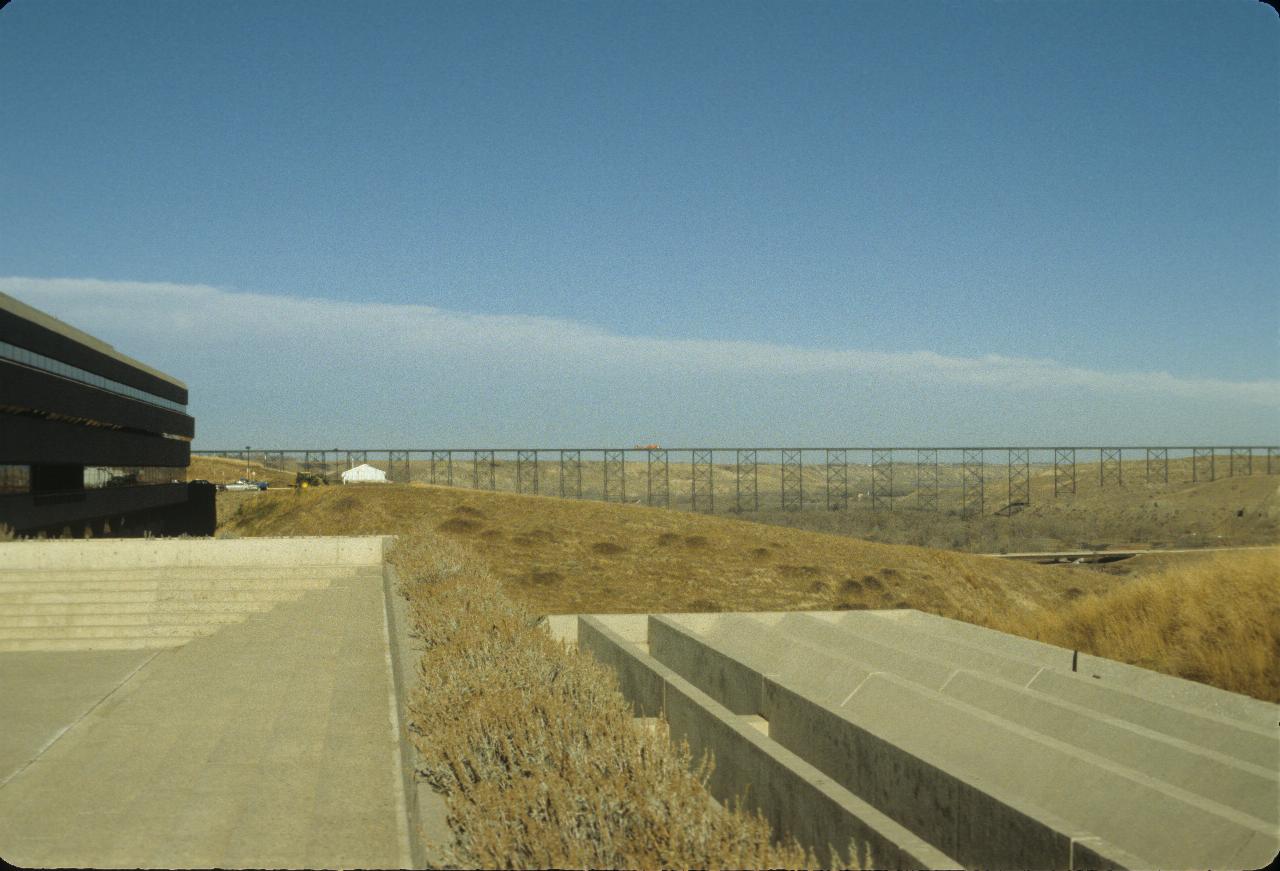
(603, 450, 625, 502)
(1193, 448, 1215, 483)
(517, 450, 539, 494)
(825, 449, 848, 511)
(1269, 448, 1278, 476)
(472, 451, 495, 490)
(265, 451, 286, 472)
(430, 451, 452, 486)
(916, 449, 939, 512)
(962, 449, 984, 518)
(1007, 448, 1030, 508)
(1230, 447, 1252, 477)
(781, 449, 803, 511)
(871, 449, 893, 511)
(388, 450, 411, 484)
(1100, 448, 1122, 488)
(1146, 448, 1168, 484)
(1053, 448, 1075, 497)
(646, 450, 669, 508)
(736, 449, 758, 512)
(691, 450, 714, 513)
(559, 450, 582, 499)
(346, 451, 367, 474)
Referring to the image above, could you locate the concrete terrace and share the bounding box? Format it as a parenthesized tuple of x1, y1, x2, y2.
(0, 537, 424, 869)
(554, 609, 1280, 869)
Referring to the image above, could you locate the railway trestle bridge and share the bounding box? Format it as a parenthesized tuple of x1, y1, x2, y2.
(195, 445, 1279, 518)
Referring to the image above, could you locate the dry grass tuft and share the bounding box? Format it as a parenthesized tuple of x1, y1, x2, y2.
(436, 517, 481, 533)
(985, 549, 1280, 701)
(391, 534, 816, 870)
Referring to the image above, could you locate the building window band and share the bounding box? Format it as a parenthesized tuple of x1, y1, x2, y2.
(0, 339, 187, 413)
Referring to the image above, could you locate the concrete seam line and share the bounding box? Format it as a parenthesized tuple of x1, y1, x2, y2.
(1024, 665, 1045, 689)
(378, 562, 415, 869)
(938, 668, 961, 693)
(0, 648, 161, 792)
(838, 671, 879, 708)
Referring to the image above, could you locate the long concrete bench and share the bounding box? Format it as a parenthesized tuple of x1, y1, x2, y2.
(893, 609, 1278, 729)
(788, 612, 1277, 820)
(780, 610, 1277, 770)
(578, 616, 958, 870)
(650, 614, 1278, 869)
(571, 610, 1280, 870)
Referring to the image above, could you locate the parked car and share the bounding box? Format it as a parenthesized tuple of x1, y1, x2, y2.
(223, 478, 267, 491)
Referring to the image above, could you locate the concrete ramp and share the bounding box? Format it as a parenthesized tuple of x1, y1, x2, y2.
(565, 610, 1280, 870)
(0, 537, 417, 869)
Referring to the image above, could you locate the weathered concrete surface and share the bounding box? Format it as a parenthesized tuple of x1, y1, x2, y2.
(0, 650, 154, 784)
(893, 608, 1278, 729)
(0, 537, 416, 869)
(573, 609, 1280, 870)
(578, 616, 957, 870)
(0, 536, 390, 570)
(0, 540, 393, 653)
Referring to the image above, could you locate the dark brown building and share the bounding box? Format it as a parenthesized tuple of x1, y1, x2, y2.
(0, 292, 212, 536)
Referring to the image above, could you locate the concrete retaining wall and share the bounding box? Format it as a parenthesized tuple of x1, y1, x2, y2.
(577, 616, 957, 869)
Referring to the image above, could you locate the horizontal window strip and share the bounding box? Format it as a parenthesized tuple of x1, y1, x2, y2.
(0, 339, 187, 413)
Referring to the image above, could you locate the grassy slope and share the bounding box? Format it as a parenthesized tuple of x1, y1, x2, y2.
(748, 468, 1280, 553)
(189, 455, 295, 486)
(205, 451, 1280, 552)
(221, 484, 1280, 701)
(394, 534, 817, 869)
(220, 484, 1105, 621)
(991, 548, 1280, 702)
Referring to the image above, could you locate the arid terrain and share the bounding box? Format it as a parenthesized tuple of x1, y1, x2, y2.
(219, 482, 1278, 701)
(198, 452, 1280, 553)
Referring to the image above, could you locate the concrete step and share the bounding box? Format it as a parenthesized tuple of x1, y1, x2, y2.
(0, 565, 360, 583)
(0, 578, 333, 594)
(867, 611, 1276, 767)
(0, 612, 251, 628)
(0, 600, 281, 617)
(894, 609, 1278, 729)
(642, 613, 1279, 870)
(0, 636, 190, 651)
(743, 613, 1277, 824)
(0, 591, 159, 605)
(0, 623, 222, 640)
(0, 589, 316, 606)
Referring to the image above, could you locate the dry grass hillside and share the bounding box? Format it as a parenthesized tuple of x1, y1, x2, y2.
(189, 454, 295, 487)
(762, 465, 1280, 553)
(221, 484, 1280, 701)
(395, 534, 818, 868)
(200, 450, 1280, 553)
(220, 484, 1114, 620)
(991, 548, 1280, 701)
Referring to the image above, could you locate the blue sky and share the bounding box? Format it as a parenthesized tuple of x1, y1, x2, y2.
(1, 0, 1276, 447)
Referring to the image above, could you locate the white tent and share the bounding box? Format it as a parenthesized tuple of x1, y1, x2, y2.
(341, 463, 388, 484)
